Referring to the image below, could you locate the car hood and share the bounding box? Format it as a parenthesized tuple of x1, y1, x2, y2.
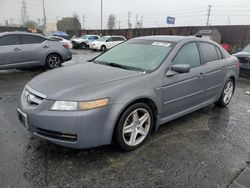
(71, 38, 86, 43)
(27, 62, 143, 100)
(233, 52, 250, 58)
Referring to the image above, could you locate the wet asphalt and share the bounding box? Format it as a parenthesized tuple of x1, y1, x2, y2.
(0, 49, 250, 188)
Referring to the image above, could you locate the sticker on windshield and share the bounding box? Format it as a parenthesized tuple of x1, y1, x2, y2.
(152, 42, 171, 47)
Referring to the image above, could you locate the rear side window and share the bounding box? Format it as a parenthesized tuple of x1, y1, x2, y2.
(114, 37, 125, 41)
(172, 42, 201, 68)
(21, 35, 45, 44)
(94, 36, 99, 40)
(0, 35, 20, 46)
(216, 47, 223, 59)
(200, 42, 219, 63)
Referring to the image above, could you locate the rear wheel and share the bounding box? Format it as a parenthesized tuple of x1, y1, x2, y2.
(45, 54, 62, 70)
(81, 43, 87, 49)
(216, 79, 234, 107)
(101, 45, 106, 51)
(114, 103, 153, 151)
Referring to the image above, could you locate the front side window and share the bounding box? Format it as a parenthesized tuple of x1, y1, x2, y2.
(0, 35, 20, 46)
(172, 42, 200, 68)
(95, 40, 174, 71)
(21, 35, 45, 44)
(200, 42, 219, 63)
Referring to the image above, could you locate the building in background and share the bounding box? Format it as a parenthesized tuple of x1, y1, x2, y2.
(46, 22, 57, 33)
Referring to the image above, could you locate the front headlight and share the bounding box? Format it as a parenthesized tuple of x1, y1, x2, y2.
(50, 98, 109, 111)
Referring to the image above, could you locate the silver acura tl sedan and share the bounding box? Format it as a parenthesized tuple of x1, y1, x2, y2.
(0, 32, 72, 70)
(17, 36, 239, 151)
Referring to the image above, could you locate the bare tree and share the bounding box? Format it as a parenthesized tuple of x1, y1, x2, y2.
(107, 14, 116, 30)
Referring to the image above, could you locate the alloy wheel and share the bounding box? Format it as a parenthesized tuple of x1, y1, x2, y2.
(122, 108, 151, 146)
(223, 80, 234, 104)
(48, 56, 61, 69)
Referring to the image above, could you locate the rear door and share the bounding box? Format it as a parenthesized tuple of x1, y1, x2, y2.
(0, 34, 22, 68)
(162, 42, 207, 118)
(198, 42, 227, 100)
(105, 37, 115, 49)
(20, 34, 47, 65)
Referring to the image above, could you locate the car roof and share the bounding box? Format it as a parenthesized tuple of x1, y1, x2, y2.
(132, 35, 220, 45)
(133, 35, 191, 43)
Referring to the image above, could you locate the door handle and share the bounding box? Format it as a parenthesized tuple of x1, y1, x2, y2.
(43, 45, 49, 49)
(198, 72, 204, 79)
(221, 66, 227, 70)
(13, 48, 21, 52)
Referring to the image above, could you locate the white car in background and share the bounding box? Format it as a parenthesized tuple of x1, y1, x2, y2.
(90, 36, 126, 51)
(50, 36, 73, 49)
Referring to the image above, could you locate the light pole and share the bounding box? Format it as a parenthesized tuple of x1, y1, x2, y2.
(101, 0, 103, 30)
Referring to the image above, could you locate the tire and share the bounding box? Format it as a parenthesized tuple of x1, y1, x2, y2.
(45, 54, 62, 70)
(114, 103, 154, 151)
(101, 45, 106, 51)
(81, 43, 87, 49)
(216, 79, 235, 107)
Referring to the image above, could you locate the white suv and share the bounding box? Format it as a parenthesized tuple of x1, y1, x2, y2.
(90, 36, 126, 51)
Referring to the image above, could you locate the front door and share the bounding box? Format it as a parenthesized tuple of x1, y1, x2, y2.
(162, 42, 206, 119)
(0, 34, 22, 68)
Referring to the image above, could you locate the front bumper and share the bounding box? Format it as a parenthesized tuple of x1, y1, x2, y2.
(18, 99, 122, 149)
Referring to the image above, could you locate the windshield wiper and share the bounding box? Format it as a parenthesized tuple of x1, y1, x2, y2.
(107, 63, 131, 70)
(92, 60, 146, 72)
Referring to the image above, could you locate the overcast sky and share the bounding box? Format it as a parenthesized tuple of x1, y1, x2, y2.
(1, 0, 250, 29)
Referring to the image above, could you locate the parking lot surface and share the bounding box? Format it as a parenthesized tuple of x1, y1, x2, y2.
(0, 49, 250, 188)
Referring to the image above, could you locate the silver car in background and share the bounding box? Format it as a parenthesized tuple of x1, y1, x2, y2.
(0, 32, 72, 70)
(17, 36, 239, 151)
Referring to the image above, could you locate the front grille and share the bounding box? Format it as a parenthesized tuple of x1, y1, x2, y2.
(238, 57, 249, 64)
(22, 87, 45, 108)
(37, 128, 77, 142)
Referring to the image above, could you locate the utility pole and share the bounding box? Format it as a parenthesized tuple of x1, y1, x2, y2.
(21, 0, 28, 25)
(128, 11, 132, 29)
(42, 0, 47, 31)
(82, 15, 85, 29)
(119, 21, 121, 29)
(227, 16, 231, 25)
(206, 5, 212, 26)
(135, 14, 138, 28)
(101, 0, 103, 30)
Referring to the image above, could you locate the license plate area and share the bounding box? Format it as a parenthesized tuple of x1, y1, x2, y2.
(17, 108, 29, 130)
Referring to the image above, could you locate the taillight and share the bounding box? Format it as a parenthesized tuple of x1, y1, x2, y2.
(63, 43, 69, 49)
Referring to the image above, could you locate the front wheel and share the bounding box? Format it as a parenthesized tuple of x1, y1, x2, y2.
(81, 43, 87, 49)
(114, 103, 153, 151)
(216, 79, 234, 107)
(101, 45, 106, 51)
(45, 54, 62, 70)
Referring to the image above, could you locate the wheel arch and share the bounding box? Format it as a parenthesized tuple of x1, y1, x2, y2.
(45, 52, 63, 63)
(111, 97, 159, 142)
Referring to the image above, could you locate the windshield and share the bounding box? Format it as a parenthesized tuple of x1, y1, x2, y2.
(95, 40, 174, 71)
(97, 36, 109, 42)
(243, 44, 250, 53)
(80, 36, 88, 39)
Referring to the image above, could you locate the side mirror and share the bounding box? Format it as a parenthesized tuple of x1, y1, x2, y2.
(171, 64, 191, 73)
(166, 64, 191, 76)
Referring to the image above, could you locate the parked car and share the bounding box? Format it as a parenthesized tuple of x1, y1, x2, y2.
(233, 44, 250, 78)
(17, 36, 239, 151)
(0, 32, 72, 70)
(49, 36, 73, 49)
(90, 36, 126, 51)
(71, 35, 99, 49)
